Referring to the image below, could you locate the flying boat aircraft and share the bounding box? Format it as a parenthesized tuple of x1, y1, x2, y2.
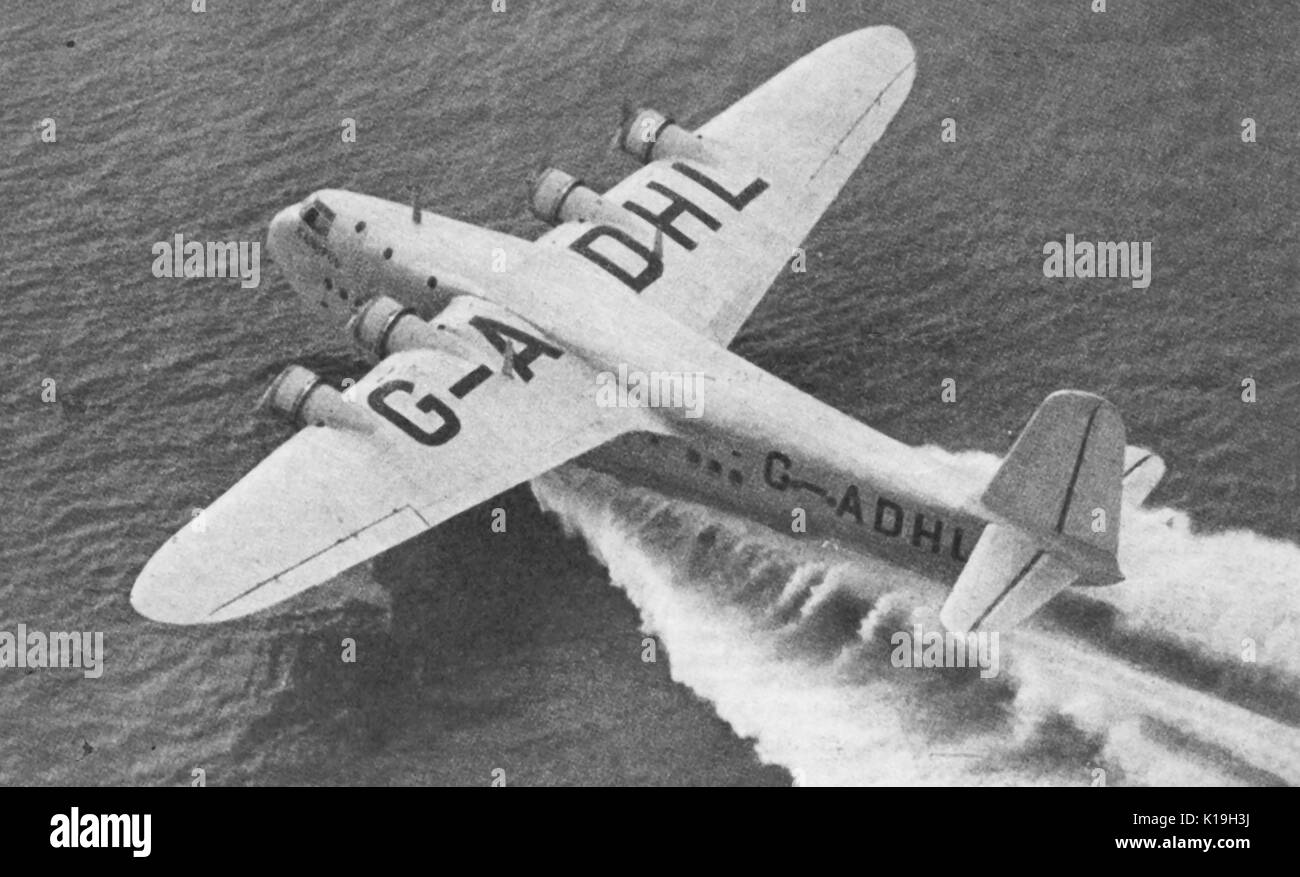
(131, 26, 1165, 632)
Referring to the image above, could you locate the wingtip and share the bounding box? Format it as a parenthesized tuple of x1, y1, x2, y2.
(130, 535, 229, 625)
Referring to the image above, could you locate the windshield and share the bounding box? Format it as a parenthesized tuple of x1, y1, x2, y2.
(299, 198, 336, 237)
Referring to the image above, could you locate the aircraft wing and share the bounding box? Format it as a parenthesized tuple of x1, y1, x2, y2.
(132, 299, 658, 624)
(537, 26, 916, 344)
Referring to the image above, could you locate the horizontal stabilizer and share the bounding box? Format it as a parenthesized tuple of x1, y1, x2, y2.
(939, 525, 1077, 632)
(1121, 446, 1166, 507)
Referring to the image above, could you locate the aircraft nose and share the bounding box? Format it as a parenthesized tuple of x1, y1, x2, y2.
(266, 203, 300, 269)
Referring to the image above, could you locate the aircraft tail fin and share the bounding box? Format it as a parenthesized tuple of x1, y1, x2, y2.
(940, 391, 1126, 632)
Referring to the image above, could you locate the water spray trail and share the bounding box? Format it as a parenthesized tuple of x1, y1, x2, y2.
(532, 449, 1300, 786)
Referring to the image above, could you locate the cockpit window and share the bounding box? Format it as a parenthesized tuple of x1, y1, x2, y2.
(299, 199, 336, 237)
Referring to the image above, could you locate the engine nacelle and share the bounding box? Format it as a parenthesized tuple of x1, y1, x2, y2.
(349, 295, 501, 367)
(349, 295, 419, 360)
(259, 365, 374, 434)
(529, 167, 642, 234)
(618, 108, 711, 165)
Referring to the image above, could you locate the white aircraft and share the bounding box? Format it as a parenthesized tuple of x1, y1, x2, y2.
(131, 26, 1165, 631)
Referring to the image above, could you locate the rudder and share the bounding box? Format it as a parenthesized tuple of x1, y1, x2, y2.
(981, 390, 1125, 584)
(940, 391, 1126, 632)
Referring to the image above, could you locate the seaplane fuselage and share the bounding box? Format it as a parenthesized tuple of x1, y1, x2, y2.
(268, 189, 989, 588)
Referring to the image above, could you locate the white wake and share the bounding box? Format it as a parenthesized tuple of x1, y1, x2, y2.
(532, 448, 1300, 786)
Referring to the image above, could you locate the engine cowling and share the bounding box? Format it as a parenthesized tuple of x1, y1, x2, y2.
(618, 108, 711, 165)
(349, 295, 500, 367)
(529, 167, 642, 234)
(259, 365, 374, 434)
(348, 295, 419, 360)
